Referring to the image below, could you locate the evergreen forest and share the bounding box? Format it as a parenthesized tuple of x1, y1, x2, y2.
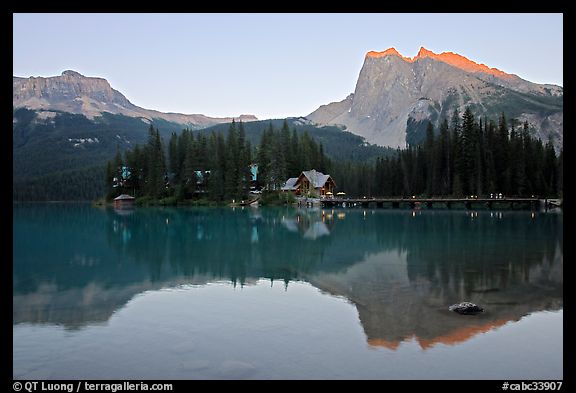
(106, 108, 563, 204)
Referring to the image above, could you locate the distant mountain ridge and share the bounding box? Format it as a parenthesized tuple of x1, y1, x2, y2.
(13, 70, 258, 127)
(307, 47, 563, 149)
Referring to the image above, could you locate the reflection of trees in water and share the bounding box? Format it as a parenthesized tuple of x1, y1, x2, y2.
(14, 204, 148, 294)
(105, 207, 340, 285)
(14, 205, 562, 294)
(401, 211, 562, 297)
(14, 205, 562, 332)
(306, 210, 562, 350)
(104, 208, 562, 291)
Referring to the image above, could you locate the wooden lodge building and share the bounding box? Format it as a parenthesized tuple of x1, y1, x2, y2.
(281, 169, 336, 197)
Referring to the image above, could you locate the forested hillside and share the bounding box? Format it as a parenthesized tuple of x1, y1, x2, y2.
(106, 109, 563, 203)
(13, 110, 391, 201)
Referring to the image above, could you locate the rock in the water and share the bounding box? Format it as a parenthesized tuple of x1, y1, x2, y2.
(449, 302, 484, 315)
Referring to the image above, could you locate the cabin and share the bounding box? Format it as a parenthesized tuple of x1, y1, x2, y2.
(194, 170, 211, 185)
(112, 166, 131, 188)
(281, 177, 299, 192)
(250, 164, 258, 182)
(281, 169, 336, 197)
(179, 170, 211, 197)
(249, 164, 259, 191)
(113, 194, 135, 209)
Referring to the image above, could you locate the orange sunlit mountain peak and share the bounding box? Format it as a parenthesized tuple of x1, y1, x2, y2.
(366, 47, 514, 79)
(416, 46, 434, 58)
(366, 48, 413, 62)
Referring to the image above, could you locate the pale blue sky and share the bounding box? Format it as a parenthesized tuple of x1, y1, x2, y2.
(13, 13, 563, 120)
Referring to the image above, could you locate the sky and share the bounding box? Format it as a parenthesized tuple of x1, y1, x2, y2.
(13, 13, 563, 120)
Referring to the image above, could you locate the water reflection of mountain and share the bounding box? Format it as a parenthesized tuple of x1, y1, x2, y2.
(14, 205, 562, 346)
(309, 243, 562, 350)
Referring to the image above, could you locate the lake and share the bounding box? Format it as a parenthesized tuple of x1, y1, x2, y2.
(13, 204, 563, 379)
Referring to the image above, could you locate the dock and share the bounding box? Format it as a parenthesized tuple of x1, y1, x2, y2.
(320, 197, 560, 210)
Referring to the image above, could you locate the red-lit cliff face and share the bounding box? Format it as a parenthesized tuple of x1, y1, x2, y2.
(366, 47, 513, 79)
(366, 48, 413, 63)
(309, 47, 563, 150)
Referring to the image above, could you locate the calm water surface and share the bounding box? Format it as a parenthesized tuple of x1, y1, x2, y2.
(13, 205, 563, 379)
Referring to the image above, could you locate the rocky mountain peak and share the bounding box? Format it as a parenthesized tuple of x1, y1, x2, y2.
(61, 70, 85, 78)
(366, 47, 410, 61)
(415, 48, 513, 79)
(308, 47, 563, 149)
(416, 46, 433, 58)
(13, 70, 258, 127)
(365, 47, 513, 79)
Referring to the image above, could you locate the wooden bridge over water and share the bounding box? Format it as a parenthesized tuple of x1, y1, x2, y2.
(320, 197, 562, 210)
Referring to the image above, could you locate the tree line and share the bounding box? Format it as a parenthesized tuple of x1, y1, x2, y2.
(106, 109, 563, 202)
(14, 166, 105, 202)
(106, 120, 330, 202)
(362, 108, 562, 198)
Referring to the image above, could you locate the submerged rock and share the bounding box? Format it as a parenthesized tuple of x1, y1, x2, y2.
(449, 302, 484, 315)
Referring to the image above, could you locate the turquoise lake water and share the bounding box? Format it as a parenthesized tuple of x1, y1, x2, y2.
(13, 204, 563, 379)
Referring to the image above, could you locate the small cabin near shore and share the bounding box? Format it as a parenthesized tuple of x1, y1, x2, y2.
(281, 169, 336, 197)
(113, 194, 135, 208)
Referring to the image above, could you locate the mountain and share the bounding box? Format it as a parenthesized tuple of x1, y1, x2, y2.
(307, 47, 563, 149)
(200, 118, 394, 162)
(13, 70, 392, 201)
(12, 70, 259, 201)
(13, 70, 258, 127)
(12, 108, 392, 201)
